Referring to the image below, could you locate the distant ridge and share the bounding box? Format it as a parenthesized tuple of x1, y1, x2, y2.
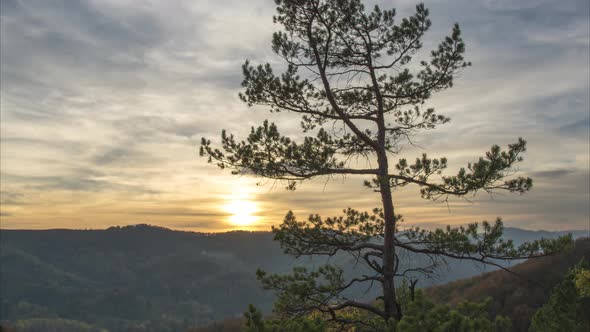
(503, 226, 589, 242)
(4, 223, 589, 236)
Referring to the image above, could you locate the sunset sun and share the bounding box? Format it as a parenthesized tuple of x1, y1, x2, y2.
(223, 199, 259, 227)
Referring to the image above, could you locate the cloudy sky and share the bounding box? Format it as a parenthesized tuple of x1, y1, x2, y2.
(1, 0, 588, 232)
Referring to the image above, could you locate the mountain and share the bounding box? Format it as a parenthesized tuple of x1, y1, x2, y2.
(425, 237, 590, 332)
(1, 224, 587, 331)
(1, 225, 280, 332)
(503, 227, 588, 244)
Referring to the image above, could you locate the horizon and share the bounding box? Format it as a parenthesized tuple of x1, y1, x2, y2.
(1, 222, 589, 235)
(1, 0, 589, 233)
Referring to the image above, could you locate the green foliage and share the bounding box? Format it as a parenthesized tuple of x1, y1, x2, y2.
(256, 265, 347, 317)
(529, 264, 590, 332)
(402, 219, 573, 261)
(272, 209, 386, 257)
(396, 291, 511, 332)
(244, 305, 327, 332)
(574, 269, 590, 297)
(244, 305, 265, 331)
(386, 138, 533, 200)
(200, 121, 348, 187)
(425, 238, 590, 332)
(257, 213, 572, 325)
(242, 289, 512, 332)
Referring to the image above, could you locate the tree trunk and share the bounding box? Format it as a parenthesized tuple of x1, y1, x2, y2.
(409, 279, 419, 302)
(377, 151, 402, 322)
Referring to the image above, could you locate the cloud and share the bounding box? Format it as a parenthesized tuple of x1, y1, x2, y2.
(92, 145, 161, 166)
(530, 169, 578, 179)
(559, 116, 590, 138)
(132, 210, 230, 218)
(0, 0, 588, 231)
(0, 191, 26, 205)
(1, 172, 158, 194)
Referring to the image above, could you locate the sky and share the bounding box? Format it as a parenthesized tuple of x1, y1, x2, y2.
(0, 0, 589, 232)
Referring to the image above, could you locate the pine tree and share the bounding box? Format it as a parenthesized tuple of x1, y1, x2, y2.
(530, 265, 590, 332)
(201, 0, 572, 326)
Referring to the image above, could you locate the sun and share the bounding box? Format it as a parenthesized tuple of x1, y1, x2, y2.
(223, 199, 259, 227)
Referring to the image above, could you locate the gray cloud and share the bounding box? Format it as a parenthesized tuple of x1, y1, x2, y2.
(132, 210, 230, 218)
(1, 172, 158, 194)
(91, 145, 162, 167)
(559, 116, 590, 138)
(0, 0, 588, 231)
(530, 168, 579, 179)
(0, 191, 27, 205)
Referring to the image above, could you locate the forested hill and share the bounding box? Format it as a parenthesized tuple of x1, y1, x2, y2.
(425, 237, 590, 332)
(1, 226, 280, 331)
(1, 225, 587, 331)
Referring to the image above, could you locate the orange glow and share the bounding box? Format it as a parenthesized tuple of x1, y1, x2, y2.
(224, 199, 259, 226)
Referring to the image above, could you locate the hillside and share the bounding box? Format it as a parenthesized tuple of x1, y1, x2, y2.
(425, 237, 590, 332)
(1, 225, 279, 331)
(1, 225, 587, 331)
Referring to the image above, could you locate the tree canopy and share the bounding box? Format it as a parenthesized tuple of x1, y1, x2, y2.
(200, 0, 573, 327)
(529, 264, 590, 332)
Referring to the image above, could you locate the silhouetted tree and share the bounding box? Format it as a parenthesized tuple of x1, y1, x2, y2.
(201, 0, 572, 327)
